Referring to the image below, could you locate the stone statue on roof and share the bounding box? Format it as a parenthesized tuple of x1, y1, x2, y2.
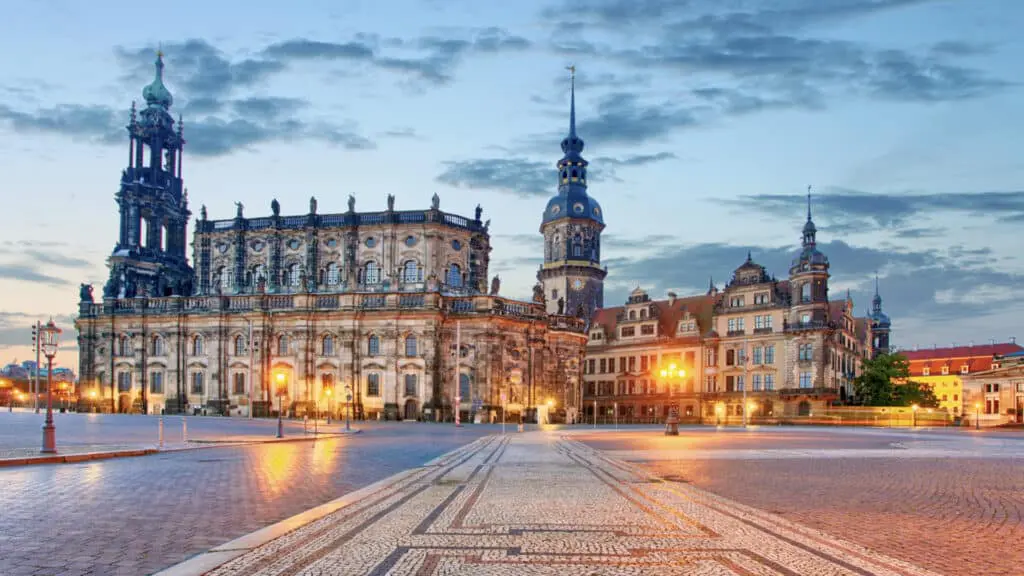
(557, 297, 565, 315)
(475, 204, 482, 221)
(79, 283, 94, 303)
(200, 205, 207, 220)
(431, 192, 440, 210)
(347, 194, 356, 213)
(235, 201, 243, 219)
(387, 194, 395, 211)
(271, 198, 280, 217)
(532, 282, 545, 304)
(490, 275, 500, 295)
(309, 196, 317, 214)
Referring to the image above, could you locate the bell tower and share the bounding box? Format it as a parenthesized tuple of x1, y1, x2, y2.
(104, 51, 193, 299)
(869, 275, 892, 357)
(788, 186, 830, 326)
(537, 66, 606, 322)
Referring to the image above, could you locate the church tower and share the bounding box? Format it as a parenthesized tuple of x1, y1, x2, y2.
(103, 52, 193, 299)
(788, 187, 830, 326)
(868, 275, 892, 357)
(537, 67, 606, 321)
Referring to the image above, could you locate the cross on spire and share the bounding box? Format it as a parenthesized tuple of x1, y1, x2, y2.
(807, 184, 813, 222)
(566, 65, 577, 138)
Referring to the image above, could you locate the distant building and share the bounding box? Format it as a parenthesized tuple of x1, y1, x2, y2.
(907, 341, 1023, 419)
(74, 53, 587, 421)
(583, 192, 888, 422)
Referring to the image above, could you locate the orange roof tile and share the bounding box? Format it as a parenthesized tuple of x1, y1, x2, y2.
(902, 343, 1023, 361)
(591, 293, 716, 342)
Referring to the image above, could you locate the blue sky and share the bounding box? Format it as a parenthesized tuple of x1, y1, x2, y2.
(1, 0, 1023, 369)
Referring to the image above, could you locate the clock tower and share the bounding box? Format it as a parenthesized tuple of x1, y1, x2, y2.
(537, 67, 606, 323)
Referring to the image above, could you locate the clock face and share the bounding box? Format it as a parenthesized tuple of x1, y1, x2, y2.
(572, 279, 584, 291)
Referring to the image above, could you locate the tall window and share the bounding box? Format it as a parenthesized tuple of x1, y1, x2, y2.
(321, 372, 334, 392)
(217, 267, 231, 292)
(232, 372, 245, 395)
(799, 343, 813, 361)
(764, 374, 775, 390)
(191, 372, 204, 395)
(801, 282, 811, 302)
(234, 335, 246, 356)
(117, 335, 131, 357)
(277, 335, 289, 356)
(368, 334, 380, 356)
(191, 335, 204, 356)
(765, 345, 775, 364)
(364, 261, 380, 284)
(366, 373, 380, 396)
(402, 260, 421, 283)
(149, 371, 163, 394)
(459, 373, 471, 400)
(736, 375, 745, 391)
(799, 372, 812, 388)
(251, 264, 267, 286)
(322, 334, 334, 356)
(150, 335, 163, 356)
(404, 373, 418, 397)
(752, 374, 762, 391)
(325, 262, 340, 286)
(448, 264, 462, 287)
(289, 263, 302, 287)
(404, 335, 417, 357)
(753, 346, 763, 365)
(725, 349, 735, 366)
(117, 371, 132, 392)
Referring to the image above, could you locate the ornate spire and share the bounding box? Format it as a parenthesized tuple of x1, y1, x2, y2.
(802, 185, 817, 248)
(872, 273, 882, 312)
(142, 50, 173, 109)
(559, 65, 585, 160)
(707, 275, 716, 295)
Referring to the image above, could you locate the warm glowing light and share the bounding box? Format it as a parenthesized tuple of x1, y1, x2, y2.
(325, 388, 332, 396)
(89, 389, 98, 398)
(677, 369, 686, 378)
(912, 404, 919, 412)
(668, 363, 677, 371)
(715, 403, 725, 415)
(660, 369, 667, 377)
(975, 403, 981, 409)
(546, 398, 554, 407)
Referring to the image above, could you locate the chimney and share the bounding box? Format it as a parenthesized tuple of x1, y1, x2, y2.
(667, 291, 677, 306)
(1012, 336, 1017, 345)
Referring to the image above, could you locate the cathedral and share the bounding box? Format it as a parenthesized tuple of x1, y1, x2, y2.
(74, 54, 587, 422)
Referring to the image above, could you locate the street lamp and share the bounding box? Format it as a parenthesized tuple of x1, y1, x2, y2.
(275, 371, 286, 438)
(324, 387, 333, 424)
(39, 319, 61, 454)
(911, 403, 919, 428)
(2, 379, 11, 412)
(344, 384, 352, 432)
(659, 363, 686, 435)
(975, 402, 981, 430)
(747, 401, 758, 423)
(715, 403, 725, 426)
(89, 388, 98, 413)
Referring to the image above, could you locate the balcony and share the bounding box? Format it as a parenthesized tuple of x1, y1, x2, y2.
(726, 330, 746, 337)
(753, 327, 774, 335)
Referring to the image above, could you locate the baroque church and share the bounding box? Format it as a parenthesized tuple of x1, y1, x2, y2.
(581, 191, 894, 423)
(74, 53, 588, 422)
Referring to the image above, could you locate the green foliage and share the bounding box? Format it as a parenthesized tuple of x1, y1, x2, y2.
(853, 352, 937, 407)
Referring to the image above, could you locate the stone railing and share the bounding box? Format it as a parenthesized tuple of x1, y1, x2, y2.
(199, 209, 486, 234)
(77, 292, 587, 334)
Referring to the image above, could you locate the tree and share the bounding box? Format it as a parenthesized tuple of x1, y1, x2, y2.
(853, 352, 936, 407)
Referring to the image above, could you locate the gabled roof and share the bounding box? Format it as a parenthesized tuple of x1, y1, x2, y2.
(590, 293, 716, 342)
(902, 343, 1023, 361)
(853, 317, 868, 341)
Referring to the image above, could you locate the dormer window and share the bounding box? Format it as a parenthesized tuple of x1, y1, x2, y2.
(941, 366, 949, 375)
(923, 367, 930, 376)
(960, 365, 969, 374)
(641, 324, 655, 336)
(639, 309, 647, 319)
(730, 296, 745, 307)
(621, 327, 635, 338)
(628, 310, 636, 320)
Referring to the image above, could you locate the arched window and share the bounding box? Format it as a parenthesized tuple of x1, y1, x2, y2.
(150, 335, 163, 356)
(447, 264, 462, 287)
(321, 372, 334, 392)
(404, 373, 418, 397)
(277, 334, 289, 356)
(367, 373, 381, 396)
(118, 335, 131, 357)
(572, 235, 582, 258)
(402, 260, 421, 283)
(405, 335, 417, 357)
(364, 261, 380, 284)
(251, 264, 266, 287)
(553, 235, 561, 260)
(459, 373, 471, 400)
(322, 334, 334, 356)
(801, 282, 811, 302)
(325, 262, 340, 286)
(288, 263, 301, 287)
(628, 310, 636, 320)
(368, 334, 380, 356)
(191, 335, 204, 356)
(190, 371, 204, 395)
(234, 335, 245, 356)
(640, 309, 647, 319)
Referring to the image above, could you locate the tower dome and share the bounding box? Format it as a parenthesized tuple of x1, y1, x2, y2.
(142, 52, 173, 109)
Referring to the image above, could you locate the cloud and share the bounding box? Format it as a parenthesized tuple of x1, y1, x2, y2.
(0, 264, 70, 287)
(723, 188, 1024, 233)
(436, 158, 554, 198)
(594, 152, 676, 167)
(0, 104, 122, 144)
(0, 312, 77, 349)
(604, 238, 1024, 327)
(577, 92, 701, 145)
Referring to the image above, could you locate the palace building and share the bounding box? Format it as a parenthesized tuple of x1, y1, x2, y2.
(582, 193, 892, 423)
(74, 53, 587, 422)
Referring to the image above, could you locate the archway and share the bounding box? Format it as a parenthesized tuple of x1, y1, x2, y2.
(798, 400, 811, 416)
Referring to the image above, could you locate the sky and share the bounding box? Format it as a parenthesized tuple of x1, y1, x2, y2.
(1, 0, 1023, 372)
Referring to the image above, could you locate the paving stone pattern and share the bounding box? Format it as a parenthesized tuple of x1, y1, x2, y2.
(0, 424, 491, 576)
(205, 433, 941, 575)
(637, 457, 1024, 576)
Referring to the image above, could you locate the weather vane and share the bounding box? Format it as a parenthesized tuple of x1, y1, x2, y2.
(566, 64, 576, 79)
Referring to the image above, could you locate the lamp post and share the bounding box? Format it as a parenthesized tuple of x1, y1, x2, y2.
(911, 403, 919, 428)
(3, 379, 11, 412)
(344, 384, 352, 432)
(325, 387, 333, 424)
(975, 402, 981, 430)
(39, 319, 61, 454)
(275, 371, 286, 438)
(546, 398, 554, 426)
(659, 363, 686, 435)
(89, 388, 98, 413)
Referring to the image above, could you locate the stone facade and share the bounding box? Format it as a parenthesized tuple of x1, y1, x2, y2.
(74, 55, 586, 422)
